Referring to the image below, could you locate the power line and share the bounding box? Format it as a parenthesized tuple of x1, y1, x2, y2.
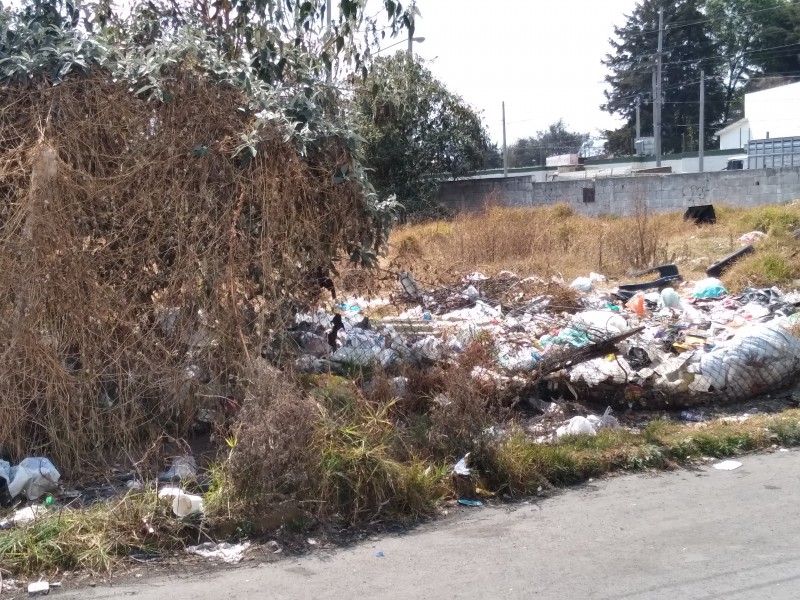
(614, 4, 792, 39)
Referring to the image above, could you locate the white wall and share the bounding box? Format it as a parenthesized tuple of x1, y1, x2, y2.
(718, 122, 750, 150)
(552, 154, 734, 180)
(745, 82, 800, 140)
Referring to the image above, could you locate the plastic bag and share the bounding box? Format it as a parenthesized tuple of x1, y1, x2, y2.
(556, 416, 597, 439)
(572, 310, 628, 334)
(570, 277, 593, 293)
(699, 323, 800, 400)
(692, 278, 728, 299)
(659, 287, 682, 309)
(626, 292, 646, 315)
(7, 458, 60, 500)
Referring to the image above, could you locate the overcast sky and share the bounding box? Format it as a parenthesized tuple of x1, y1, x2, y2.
(407, 0, 640, 145)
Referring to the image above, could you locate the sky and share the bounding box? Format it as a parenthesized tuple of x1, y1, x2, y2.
(406, 0, 640, 145)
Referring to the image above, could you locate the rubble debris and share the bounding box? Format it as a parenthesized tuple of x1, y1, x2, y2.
(187, 542, 250, 564)
(289, 268, 799, 411)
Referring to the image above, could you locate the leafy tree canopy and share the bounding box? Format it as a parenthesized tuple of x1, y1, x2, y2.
(351, 53, 491, 219)
(507, 119, 589, 168)
(602, 0, 725, 156)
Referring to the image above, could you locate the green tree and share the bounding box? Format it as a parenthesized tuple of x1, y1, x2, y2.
(507, 119, 589, 168)
(483, 143, 504, 169)
(602, 0, 725, 155)
(750, 1, 800, 79)
(706, 0, 794, 122)
(352, 54, 491, 218)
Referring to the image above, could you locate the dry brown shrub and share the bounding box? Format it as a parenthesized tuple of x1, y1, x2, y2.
(223, 362, 319, 511)
(0, 71, 378, 475)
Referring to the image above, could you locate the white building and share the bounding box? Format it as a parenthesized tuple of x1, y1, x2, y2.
(715, 81, 800, 149)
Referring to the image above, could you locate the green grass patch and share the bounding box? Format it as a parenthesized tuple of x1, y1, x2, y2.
(0, 491, 187, 576)
(7, 408, 800, 578)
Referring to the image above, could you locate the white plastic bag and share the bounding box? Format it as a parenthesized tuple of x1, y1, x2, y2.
(570, 277, 593, 293)
(572, 310, 628, 334)
(7, 458, 60, 500)
(556, 416, 597, 439)
(699, 323, 800, 400)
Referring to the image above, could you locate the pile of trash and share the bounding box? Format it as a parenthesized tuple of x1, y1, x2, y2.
(289, 266, 800, 409)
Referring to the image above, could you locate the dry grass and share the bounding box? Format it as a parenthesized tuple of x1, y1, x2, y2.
(0, 70, 379, 477)
(388, 202, 800, 291)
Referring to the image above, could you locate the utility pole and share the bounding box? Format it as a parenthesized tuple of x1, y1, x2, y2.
(407, 13, 414, 56)
(502, 102, 508, 177)
(325, 0, 332, 82)
(699, 69, 705, 172)
(652, 68, 657, 157)
(635, 96, 641, 141)
(655, 6, 664, 167)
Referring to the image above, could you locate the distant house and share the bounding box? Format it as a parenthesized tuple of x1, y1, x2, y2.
(715, 81, 800, 149)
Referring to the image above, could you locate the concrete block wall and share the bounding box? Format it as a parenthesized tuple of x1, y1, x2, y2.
(437, 167, 800, 216)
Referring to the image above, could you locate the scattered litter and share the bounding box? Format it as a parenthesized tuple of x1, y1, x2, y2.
(692, 278, 728, 299)
(570, 277, 593, 293)
(187, 542, 251, 564)
(375, 550, 385, 557)
(739, 231, 766, 244)
(713, 460, 742, 471)
(28, 581, 49, 596)
(172, 492, 204, 517)
(0, 505, 43, 529)
(130, 549, 162, 562)
(556, 416, 597, 438)
(307, 538, 319, 546)
(660, 287, 682, 309)
(453, 454, 471, 476)
(265, 540, 282, 554)
(706, 245, 755, 278)
(3, 457, 61, 501)
(158, 487, 204, 517)
(158, 456, 197, 481)
(556, 408, 619, 439)
(679, 410, 705, 422)
(457, 499, 483, 507)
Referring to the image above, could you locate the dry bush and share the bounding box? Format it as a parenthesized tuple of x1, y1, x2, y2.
(221, 362, 320, 513)
(0, 72, 377, 476)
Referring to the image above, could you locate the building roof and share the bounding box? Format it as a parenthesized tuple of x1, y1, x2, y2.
(715, 117, 749, 137)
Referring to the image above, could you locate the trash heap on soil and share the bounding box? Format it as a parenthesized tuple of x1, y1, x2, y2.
(293, 268, 800, 410)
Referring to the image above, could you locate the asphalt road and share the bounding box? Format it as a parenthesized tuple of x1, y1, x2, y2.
(60, 451, 800, 600)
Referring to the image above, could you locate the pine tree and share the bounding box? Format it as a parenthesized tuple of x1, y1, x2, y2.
(602, 0, 725, 155)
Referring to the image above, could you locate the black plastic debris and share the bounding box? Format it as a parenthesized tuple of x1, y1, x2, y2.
(706, 244, 755, 278)
(684, 204, 717, 225)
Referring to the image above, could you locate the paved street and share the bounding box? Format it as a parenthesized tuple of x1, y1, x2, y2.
(61, 451, 800, 599)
